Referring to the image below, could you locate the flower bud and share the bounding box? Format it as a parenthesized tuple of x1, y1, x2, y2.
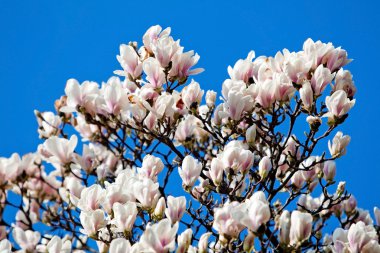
(336, 181, 346, 197)
(154, 197, 166, 220)
(323, 160, 336, 182)
(344, 195, 357, 214)
(299, 81, 314, 112)
(206, 90, 217, 108)
(259, 156, 272, 180)
(289, 211, 313, 246)
(165, 196, 186, 224)
(178, 156, 202, 189)
(246, 125, 257, 145)
(328, 131, 350, 158)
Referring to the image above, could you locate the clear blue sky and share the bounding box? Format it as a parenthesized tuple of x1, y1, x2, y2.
(0, 0, 379, 211)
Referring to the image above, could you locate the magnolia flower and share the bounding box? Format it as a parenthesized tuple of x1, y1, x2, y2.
(112, 202, 138, 234)
(97, 76, 129, 115)
(181, 80, 204, 109)
(323, 160, 336, 182)
(45, 236, 72, 253)
(169, 50, 204, 81)
(334, 69, 356, 98)
(142, 25, 171, 53)
(289, 211, 313, 246)
(133, 177, 160, 209)
(35, 111, 61, 138)
(206, 90, 217, 108)
(344, 195, 357, 214)
(154, 197, 166, 219)
(284, 55, 311, 84)
(178, 155, 202, 188)
(258, 156, 272, 179)
(0, 239, 11, 252)
(165, 196, 186, 224)
(328, 131, 350, 158)
(176, 229, 192, 253)
(143, 57, 166, 89)
(41, 135, 77, 166)
(325, 47, 351, 72)
(61, 79, 99, 114)
(279, 210, 291, 244)
(198, 232, 212, 253)
(209, 157, 224, 186)
(152, 35, 181, 68)
(109, 238, 132, 253)
(115, 44, 143, 78)
(324, 90, 355, 123)
(299, 81, 314, 111)
(139, 155, 164, 181)
(140, 218, 179, 253)
(79, 209, 107, 236)
(232, 191, 271, 232)
(220, 141, 254, 174)
(311, 65, 334, 95)
(0, 153, 22, 183)
(213, 202, 245, 239)
(227, 51, 255, 83)
(222, 90, 252, 120)
(12, 227, 40, 251)
(77, 184, 105, 212)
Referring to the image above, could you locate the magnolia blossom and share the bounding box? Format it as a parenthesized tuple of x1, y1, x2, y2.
(112, 202, 137, 234)
(109, 238, 133, 253)
(328, 131, 351, 158)
(61, 79, 99, 114)
(324, 90, 355, 122)
(169, 50, 204, 81)
(232, 191, 271, 232)
(139, 155, 164, 181)
(228, 51, 255, 83)
(165, 196, 186, 224)
(205, 90, 217, 108)
(258, 156, 272, 179)
(12, 227, 41, 251)
(289, 211, 313, 246)
(311, 65, 334, 95)
(176, 229, 192, 253)
(79, 209, 107, 236)
(140, 218, 179, 253)
(44, 236, 72, 253)
(299, 81, 314, 111)
(334, 69, 357, 97)
(35, 111, 61, 138)
(143, 57, 166, 88)
(181, 80, 204, 109)
(41, 135, 77, 166)
(133, 177, 160, 209)
(115, 44, 143, 78)
(178, 155, 202, 188)
(213, 201, 245, 239)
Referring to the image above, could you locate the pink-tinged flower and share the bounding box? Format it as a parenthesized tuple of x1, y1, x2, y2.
(144, 112, 158, 131)
(222, 90, 252, 120)
(79, 209, 107, 237)
(165, 196, 186, 224)
(112, 202, 138, 233)
(139, 155, 164, 181)
(273, 72, 296, 102)
(152, 35, 181, 68)
(61, 79, 99, 114)
(12, 227, 40, 251)
(323, 160, 336, 182)
(232, 191, 270, 232)
(258, 156, 272, 179)
(154, 197, 166, 219)
(41, 135, 77, 166)
(209, 157, 224, 186)
(213, 202, 245, 239)
(109, 238, 132, 253)
(169, 50, 204, 81)
(299, 81, 314, 111)
(0, 153, 22, 183)
(179, 156, 202, 188)
(35, 111, 61, 138)
(344, 195, 357, 214)
(303, 38, 334, 70)
(324, 47, 352, 72)
(311, 65, 334, 95)
(174, 115, 201, 143)
(246, 125, 257, 145)
(346, 222, 379, 252)
(181, 80, 204, 109)
(206, 90, 217, 108)
(143, 57, 166, 89)
(289, 211, 313, 246)
(284, 55, 312, 84)
(334, 69, 357, 98)
(140, 218, 179, 253)
(97, 76, 129, 115)
(227, 51, 255, 83)
(220, 141, 254, 174)
(324, 90, 355, 123)
(115, 44, 143, 79)
(63, 176, 84, 199)
(143, 25, 171, 53)
(102, 184, 132, 214)
(255, 79, 279, 109)
(133, 178, 160, 209)
(279, 210, 291, 244)
(74, 114, 99, 142)
(198, 232, 212, 253)
(77, 184, 105, 212)
(152, 93, 175, 119)
(176, 228, 192, 253)
(328, 131, 350, 158)
(43, 236, 72, 253)
(73, 144, 97, 174)
(375, 207, 380, 226)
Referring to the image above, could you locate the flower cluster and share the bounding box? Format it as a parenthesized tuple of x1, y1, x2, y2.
(0, 25, 377, 253)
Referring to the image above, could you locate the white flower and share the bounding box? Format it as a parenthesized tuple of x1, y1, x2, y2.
(165, 196, 186, 224)
(178, 156, 202, 188)
(140, 218, 178, 253)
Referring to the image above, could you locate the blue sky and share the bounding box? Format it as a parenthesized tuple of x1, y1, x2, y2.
(0, 0, 379, 213)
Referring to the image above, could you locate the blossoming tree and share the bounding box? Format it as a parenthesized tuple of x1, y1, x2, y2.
(0, 25, 378, 253)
